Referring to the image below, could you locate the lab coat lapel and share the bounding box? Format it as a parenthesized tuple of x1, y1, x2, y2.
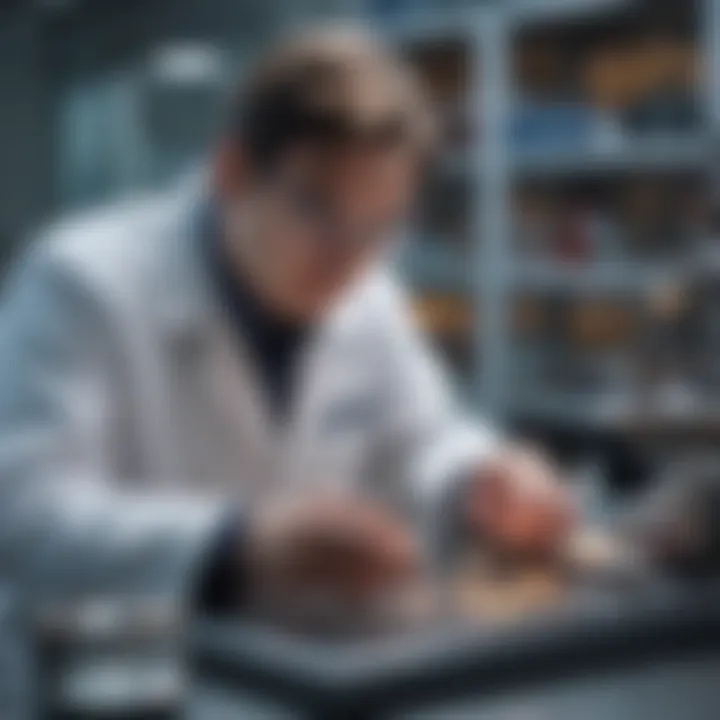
(203, 314, 278, 465)
(284, 284, 366, 490)
(154, 181, 280, 496)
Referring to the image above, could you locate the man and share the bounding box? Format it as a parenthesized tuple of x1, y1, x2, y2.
(0, 26, 570, 709)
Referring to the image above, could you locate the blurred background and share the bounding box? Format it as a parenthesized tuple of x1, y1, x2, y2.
(2, 0, 720, 498)
(6, 1, 720, 716)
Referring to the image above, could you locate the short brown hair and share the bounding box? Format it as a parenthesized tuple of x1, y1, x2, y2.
(230, 25, 435, 171)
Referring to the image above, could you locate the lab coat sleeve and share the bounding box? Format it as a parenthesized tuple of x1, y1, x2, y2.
(0, 248, 226, 618)
(376, 277, 500, 519)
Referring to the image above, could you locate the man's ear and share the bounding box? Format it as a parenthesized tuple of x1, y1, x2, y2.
(213, 138, 251, 201)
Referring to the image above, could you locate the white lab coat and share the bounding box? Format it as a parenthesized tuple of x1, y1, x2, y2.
(0, 177, 494, 716)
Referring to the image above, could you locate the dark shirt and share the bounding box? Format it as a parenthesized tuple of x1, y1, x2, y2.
(202, 201, 310, 422)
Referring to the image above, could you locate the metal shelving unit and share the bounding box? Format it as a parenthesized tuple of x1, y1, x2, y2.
(384, 0, 720, 437)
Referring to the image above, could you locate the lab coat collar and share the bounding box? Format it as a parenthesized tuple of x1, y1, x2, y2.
(154, 171, 221, 346)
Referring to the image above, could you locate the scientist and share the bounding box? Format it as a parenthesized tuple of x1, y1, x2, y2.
(0, 25, 571, 666)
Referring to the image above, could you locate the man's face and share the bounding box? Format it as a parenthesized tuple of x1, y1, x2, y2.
(222, 144, 419, 321)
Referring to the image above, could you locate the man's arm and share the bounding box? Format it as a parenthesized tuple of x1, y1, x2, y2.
(373, 277, 496, 513)
(0, 247, 227, 615)
(375, 274, 571, 556)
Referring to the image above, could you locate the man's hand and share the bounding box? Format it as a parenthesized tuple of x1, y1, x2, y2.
(466, 445, 574, 560)
(247, 494, 419, 613)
